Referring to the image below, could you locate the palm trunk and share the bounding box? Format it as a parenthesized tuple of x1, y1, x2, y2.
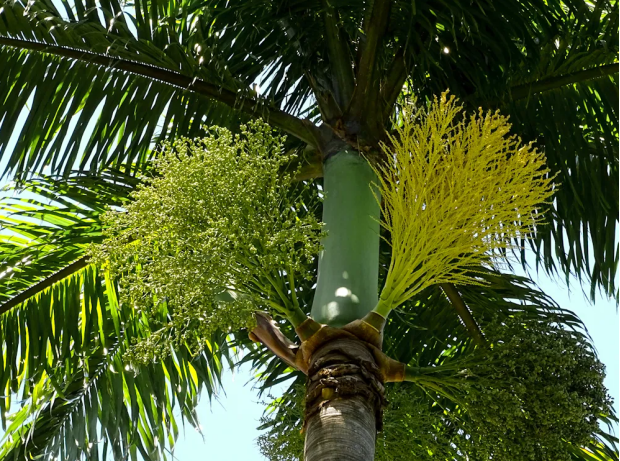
(305, 397, 376, 461)
(303, 337, 384, 461)
(304, 151, 382, 461)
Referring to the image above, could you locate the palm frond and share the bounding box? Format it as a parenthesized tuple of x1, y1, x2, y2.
(0, 170, 137, 304)
(0, 173, 237, 460)
(0, 265, 232, 461)
(0, 45, 241, 179)
(503, 72, 618, 301)
(487, 1, 619, 300)
(0, 0, 333, 179)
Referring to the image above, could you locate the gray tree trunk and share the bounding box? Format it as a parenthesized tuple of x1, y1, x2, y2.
(303, 338, 384, 461)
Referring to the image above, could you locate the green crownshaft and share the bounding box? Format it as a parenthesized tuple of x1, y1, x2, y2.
(311, 150, 381, 327)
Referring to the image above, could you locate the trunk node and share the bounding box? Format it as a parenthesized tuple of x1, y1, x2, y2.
(304, 340, 387, 419)
(303, 337, 386, 461)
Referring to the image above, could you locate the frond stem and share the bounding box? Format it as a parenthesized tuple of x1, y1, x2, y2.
(321, 0, 355, 108)
(349, 0, 391, 118)
(510, 62, 618, 100)
(439, 283, 486, 347)
(0, 256, 89, 316)
(0, 36, 321, 147)
(381, 49, 407, 120)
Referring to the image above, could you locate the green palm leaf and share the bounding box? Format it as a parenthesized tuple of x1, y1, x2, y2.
(0, 0, 320, 179)
(0, 265, 232, 461)
(503, 73, 618, 300)
(0, 170, 137, 306)
(0, 173, 237, 460)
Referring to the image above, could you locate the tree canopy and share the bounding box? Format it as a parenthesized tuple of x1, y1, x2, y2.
(0, 0, 618, 459)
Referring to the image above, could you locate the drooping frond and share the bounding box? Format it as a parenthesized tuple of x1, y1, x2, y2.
(0, 265, 231, 461)
(0, 172, 238, 460)
(0, 170, 137, 305)
(0, 0, 321, 179)
(374, 93, 555, 313)
(476, 1, 619, 300)
(0, 44, 241, 179)
(503, 71, 619, 301)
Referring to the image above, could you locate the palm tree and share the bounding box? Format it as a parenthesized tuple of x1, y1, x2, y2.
(0, 0, 617, 459)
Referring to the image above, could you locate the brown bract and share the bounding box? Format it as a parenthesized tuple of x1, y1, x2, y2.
(249, 313, 405, 382)
(248, 312, 299, 369)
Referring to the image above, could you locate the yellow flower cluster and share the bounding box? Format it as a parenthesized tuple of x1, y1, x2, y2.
(375, 93, 555, 314)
